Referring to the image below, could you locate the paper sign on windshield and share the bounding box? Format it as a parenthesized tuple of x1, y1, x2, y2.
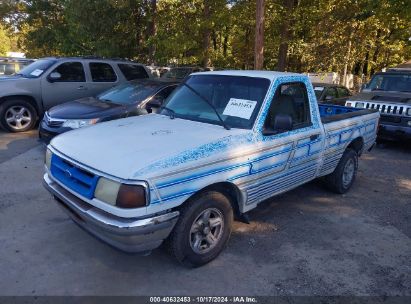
(223, 98, 257, 120)
(30, 69, 43, 76)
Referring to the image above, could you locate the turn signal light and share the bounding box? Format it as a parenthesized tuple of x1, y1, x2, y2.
(116, 184, 146, 208)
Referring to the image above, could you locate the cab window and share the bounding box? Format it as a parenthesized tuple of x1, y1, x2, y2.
(264, 82, 311, 134)
(51, 62, 85, 82)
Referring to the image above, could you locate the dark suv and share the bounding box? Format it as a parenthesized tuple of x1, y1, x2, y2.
(346, 69, 411, 141)
(0, 57, 151, 132)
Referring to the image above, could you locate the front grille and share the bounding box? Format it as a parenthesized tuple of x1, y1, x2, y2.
(364, 102, 407, 116)
(44, 113, 65, 128)
(380, 115, 401, 124)
(50, 154, 99, 199)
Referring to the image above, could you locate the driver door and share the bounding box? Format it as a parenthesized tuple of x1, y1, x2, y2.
(248, 82, 324, 202)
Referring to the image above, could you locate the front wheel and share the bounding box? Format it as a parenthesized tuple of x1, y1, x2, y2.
(166, 191, 233, 267)
(0, 99, 38, 132)
(324, 148, 358, 194)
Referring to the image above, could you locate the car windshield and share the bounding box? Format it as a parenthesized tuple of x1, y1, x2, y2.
(161, 68, 192, 79)
(313, 86, 324, 99)
(97, 81, 159, 105)
(160, 75, 270, 129)
(16, 59, 56, 78)
(368, 74, 411, 92)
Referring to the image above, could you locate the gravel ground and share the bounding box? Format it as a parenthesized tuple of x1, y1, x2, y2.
(0, 132, 410, 296)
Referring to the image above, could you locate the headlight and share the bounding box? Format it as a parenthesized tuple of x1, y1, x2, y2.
(45, 149, 52, 169)
(355, 102, 365, 108)
(94, 177, 147, 208)
(95, 177, 121, 206)
(62, 118, 98, 129)
(407, 108, 411, 116)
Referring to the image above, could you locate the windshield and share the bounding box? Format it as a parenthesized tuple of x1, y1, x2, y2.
(98, 81, 159, 105)
(17, 59, 56, 78)
(160, 75, 270, 129)
(313, 86, 324, 99)
(161, 68, 192, 80)
(367, 74, 411, 92)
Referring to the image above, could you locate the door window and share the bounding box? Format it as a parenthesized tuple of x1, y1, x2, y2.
(324, 87, 337, 98)
(264, 82, 311, 133)
(337, 87, 350, 97)
(118, 64, 149, 80)
(155, 85, 177, 100)
(89, 62, 117, 82)
(51, 62, 85, 82)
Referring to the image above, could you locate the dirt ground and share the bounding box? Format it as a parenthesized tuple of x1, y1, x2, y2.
(0, 131, 410, 296)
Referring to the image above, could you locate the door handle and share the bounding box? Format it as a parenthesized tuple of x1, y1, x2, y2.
(310, 134, 320, 141)
(77, 85, 88, 90)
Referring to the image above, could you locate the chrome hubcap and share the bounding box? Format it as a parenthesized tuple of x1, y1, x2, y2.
(5, 106, 32, 130)
(190, 208, 224, 254)
(342, 158, 355, 187)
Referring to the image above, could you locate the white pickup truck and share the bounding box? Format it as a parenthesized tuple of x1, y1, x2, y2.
(43, 71, 379, 266)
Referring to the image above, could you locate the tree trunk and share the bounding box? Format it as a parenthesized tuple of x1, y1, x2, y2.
(277, 0, 294, 71)
(148, 0, 157, 64)
(202, 1, 211, 68)
(223, 27, 228, 57)
(362, 50, 369, 76)
(254, 0, 265, 70)
(342, 39, 352, 87)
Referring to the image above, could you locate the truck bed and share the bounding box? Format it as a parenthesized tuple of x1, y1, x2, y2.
(317, 104, 380, 177)
(319, 104, 379, 124)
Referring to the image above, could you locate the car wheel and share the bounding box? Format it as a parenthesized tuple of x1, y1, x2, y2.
(324, 148, 358, 194)
(0, 99, 38, 132)
(166, 191, 233, 267)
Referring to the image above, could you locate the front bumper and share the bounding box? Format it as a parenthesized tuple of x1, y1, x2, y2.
(38, 120, 72, 143)
(378, 123, 411, 141)
(43, 173, 179, 253)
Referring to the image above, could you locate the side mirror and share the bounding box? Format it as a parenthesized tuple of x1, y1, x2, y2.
(48, 72, 62, 82)
(263, 114, 293, 135)
(324, 95, 334, 101)
(146, 96, 163, 113)
(361, 83, 368, 91)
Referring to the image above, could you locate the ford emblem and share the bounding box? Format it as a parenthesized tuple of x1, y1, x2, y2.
(65, 169, 72, 178)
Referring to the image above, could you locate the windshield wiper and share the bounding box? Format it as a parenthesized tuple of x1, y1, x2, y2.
(160, 106, 176, 119)
(182, 82, 230, 130)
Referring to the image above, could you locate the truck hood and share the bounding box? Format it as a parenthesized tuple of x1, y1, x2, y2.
(349, 91, 411, 104)
(0, 75, 32, 81)
(50, 114, 251, 180)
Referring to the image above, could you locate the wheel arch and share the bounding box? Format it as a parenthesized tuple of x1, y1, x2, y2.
(346, 136, 364, 156)
(179, 181, 246, 218)
(0, 95, 41, 116)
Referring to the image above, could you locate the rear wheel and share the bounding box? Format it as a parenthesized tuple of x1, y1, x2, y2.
(166, 191, 233, 267)
(0, 99, 38, 132)
(324, 148, 358, 194)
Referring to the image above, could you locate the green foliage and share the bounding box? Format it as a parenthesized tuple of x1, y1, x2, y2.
(0, 24, 12, 56)
(1, 0, 410, 76)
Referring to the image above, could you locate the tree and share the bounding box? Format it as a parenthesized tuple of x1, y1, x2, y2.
(254, 0, 264, 69)
(148, 0, 157, 64)
(1, 0, 409, 74)
(0, 25, 12, 56)
(277, 0, 295, 71)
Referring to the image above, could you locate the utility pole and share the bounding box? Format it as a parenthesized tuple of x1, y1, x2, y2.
(254, 0, 265, 70)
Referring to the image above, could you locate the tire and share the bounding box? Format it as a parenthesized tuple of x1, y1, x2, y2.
(324, 148, 358, 194)
(0, 99, 38, 132)
(166, 191, 233, 267)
